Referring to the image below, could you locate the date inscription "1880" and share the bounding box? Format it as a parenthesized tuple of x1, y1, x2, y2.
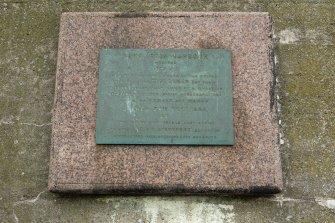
(96, 49, 234, 145)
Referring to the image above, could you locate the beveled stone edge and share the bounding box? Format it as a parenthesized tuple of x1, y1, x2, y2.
(60, 11, 271, 18)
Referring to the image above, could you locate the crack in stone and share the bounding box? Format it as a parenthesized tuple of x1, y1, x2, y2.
(14, 191, 46, 206)
(19, 122, 51, 127)
(12, 210, 18, 223)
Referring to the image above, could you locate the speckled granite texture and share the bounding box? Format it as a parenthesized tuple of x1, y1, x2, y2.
(49, 12, 282, 194)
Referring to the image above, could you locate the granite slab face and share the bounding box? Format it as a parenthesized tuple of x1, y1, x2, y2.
(49, 12, 282, 194)
(96, 48, 234, 145)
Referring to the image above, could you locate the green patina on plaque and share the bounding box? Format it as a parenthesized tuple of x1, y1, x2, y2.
(96, 49, 234, 145)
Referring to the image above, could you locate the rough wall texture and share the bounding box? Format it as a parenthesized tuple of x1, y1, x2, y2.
(0, 1, 334, 223)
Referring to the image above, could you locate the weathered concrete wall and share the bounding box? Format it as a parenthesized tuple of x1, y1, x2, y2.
(0, 1, 334, 222)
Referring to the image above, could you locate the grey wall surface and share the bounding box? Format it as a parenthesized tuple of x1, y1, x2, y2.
(0, 1, 334, 222)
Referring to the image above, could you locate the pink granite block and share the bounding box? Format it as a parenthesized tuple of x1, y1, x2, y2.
(49, 12, 282, 194)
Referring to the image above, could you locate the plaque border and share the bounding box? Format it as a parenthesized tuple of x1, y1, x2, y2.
(95, 48, 234, 145)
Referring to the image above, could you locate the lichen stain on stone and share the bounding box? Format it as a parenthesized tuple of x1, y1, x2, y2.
(305, 29, 333, 45)
(278, 29, 300, 44)
(315, 197, 335, 212)
(143, 198, 235, 223)
(278, 28, 332, 45)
